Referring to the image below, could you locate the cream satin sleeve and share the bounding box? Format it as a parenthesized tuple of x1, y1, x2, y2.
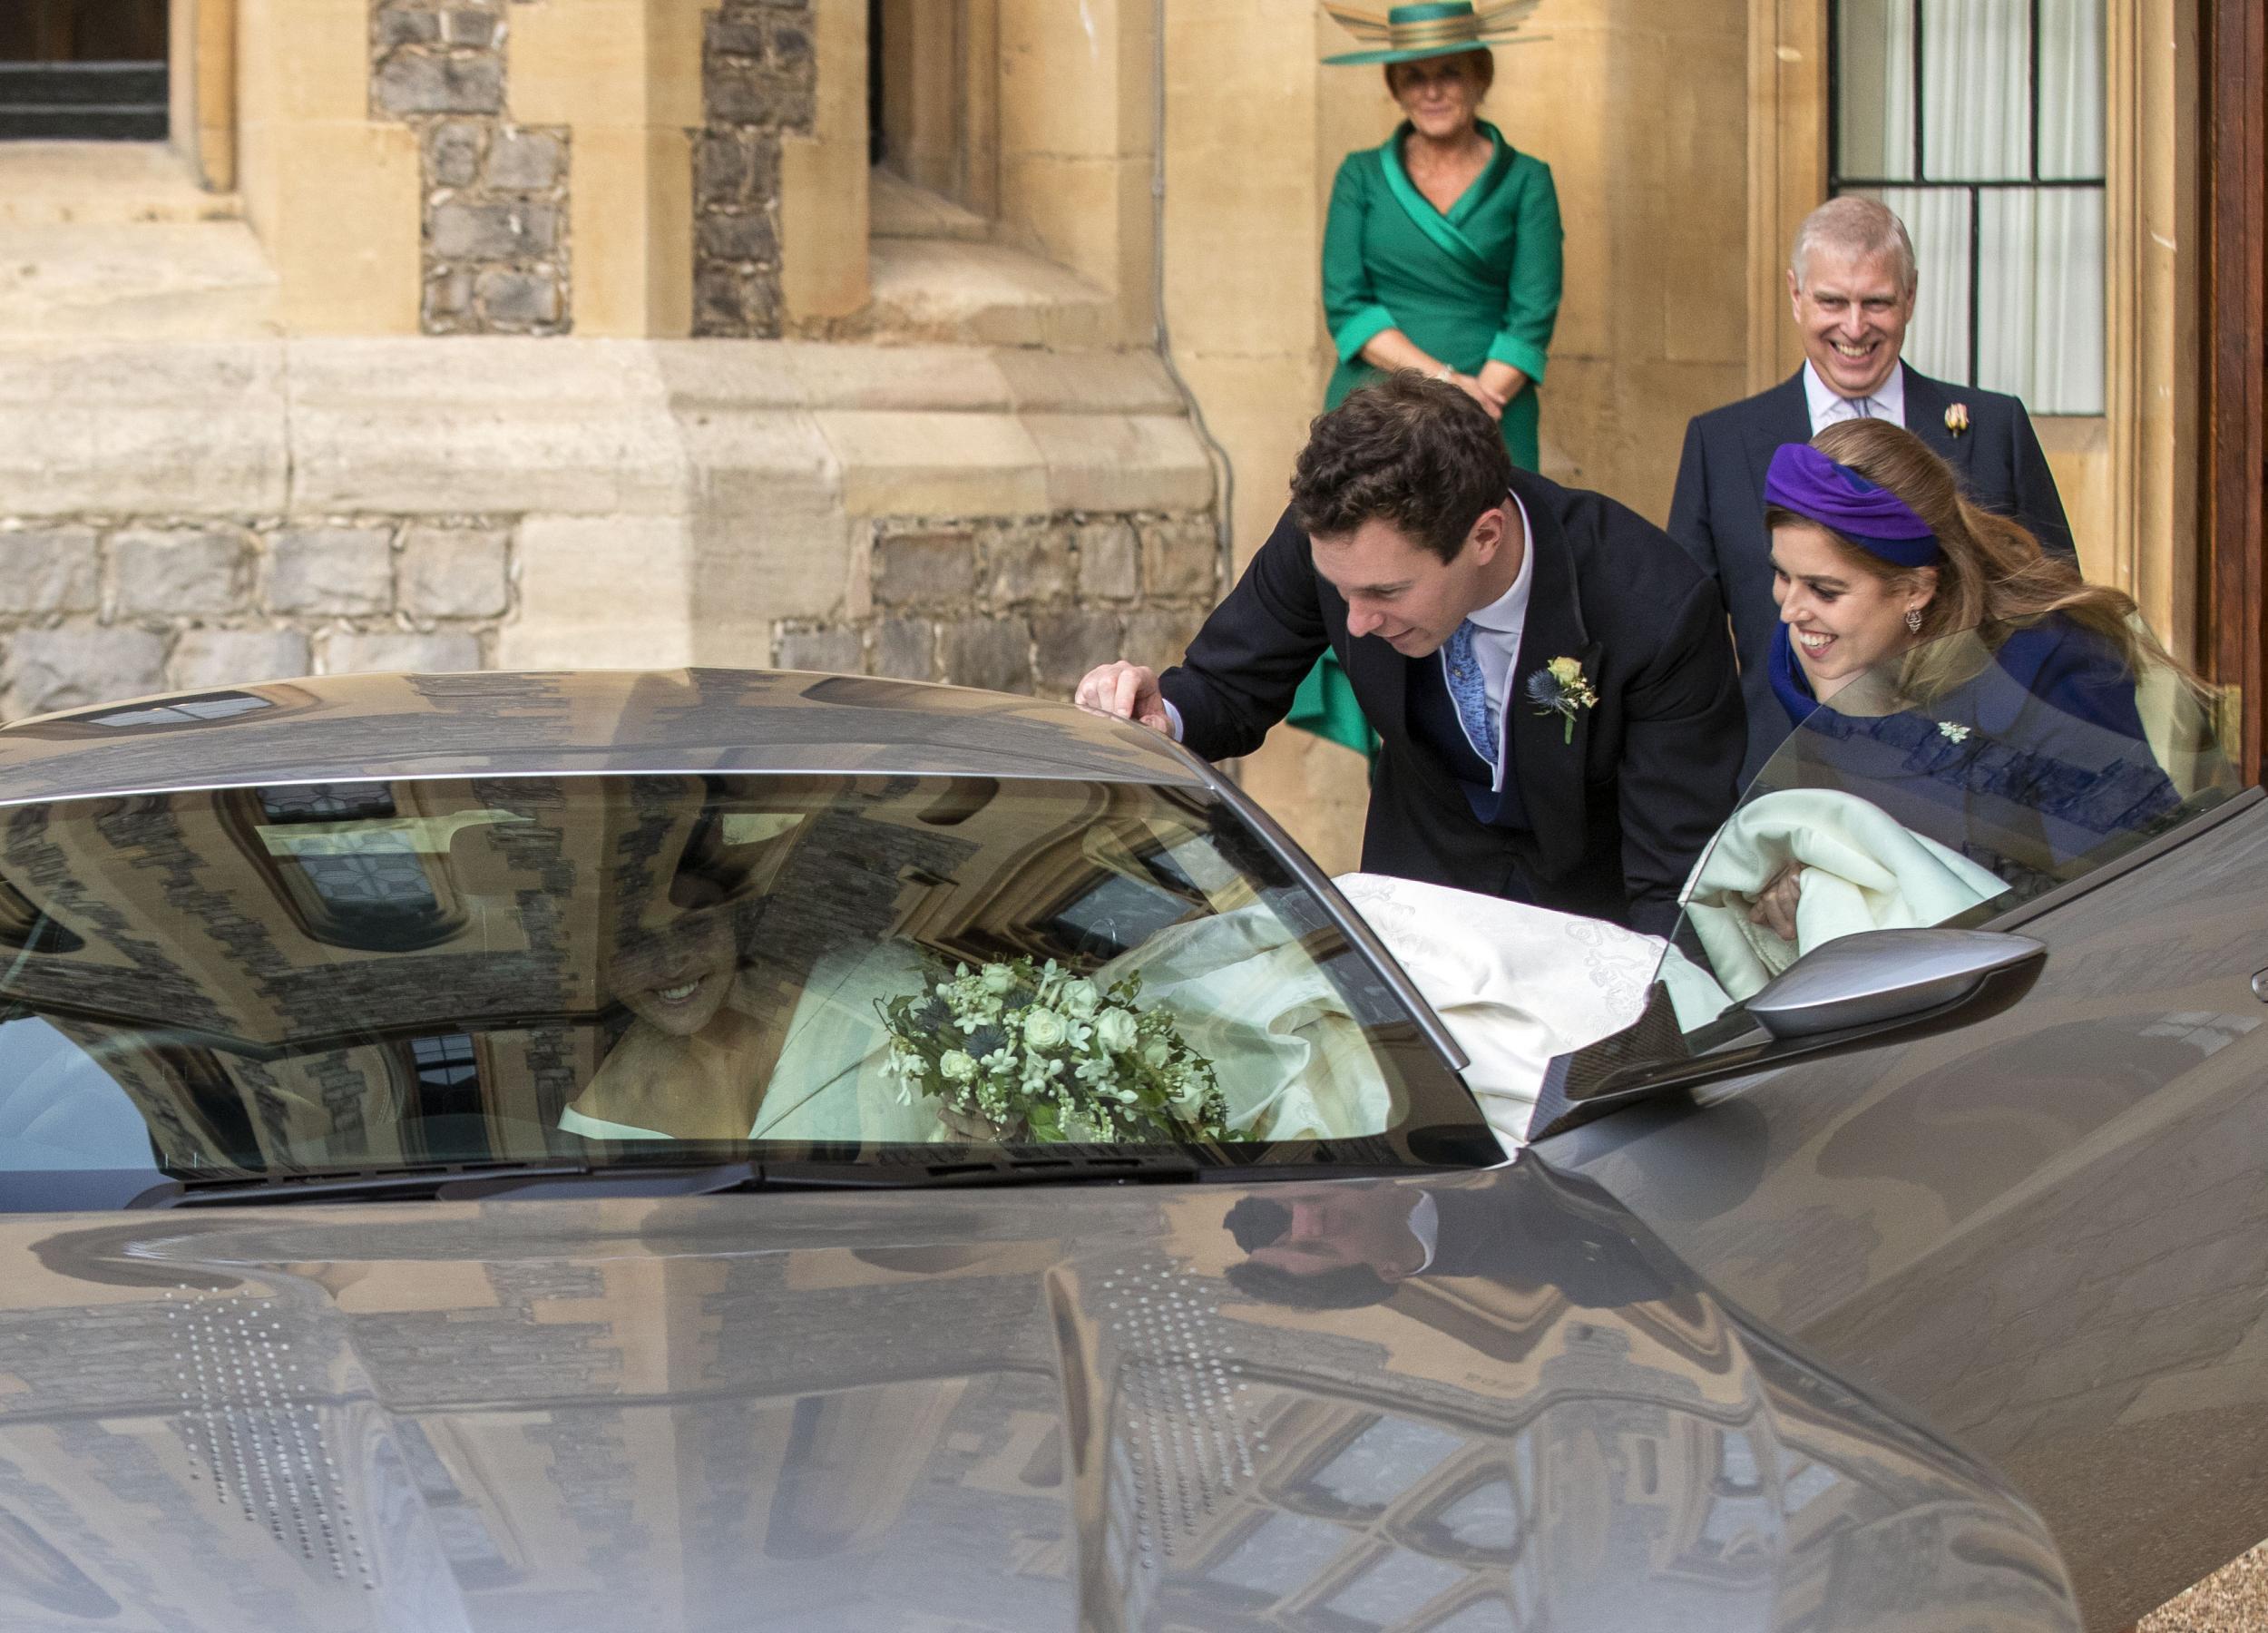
(1331, 875, 1668, 1151)
(747, 941, 948, 1145)
(1092, 875, 1673, 1156)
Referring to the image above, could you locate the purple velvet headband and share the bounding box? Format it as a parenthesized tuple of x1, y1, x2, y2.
(1763, 443, 1941, 568)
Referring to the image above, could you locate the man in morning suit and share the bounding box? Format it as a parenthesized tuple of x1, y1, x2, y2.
(1669, 195, 2077, 784)
(1218, 1173, 1677, 1311)
(1074, 372, 1745, 938)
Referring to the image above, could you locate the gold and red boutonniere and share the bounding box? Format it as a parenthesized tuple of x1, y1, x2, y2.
(1945, 402, 1970, 437)
(1524, 656, 1598, 746)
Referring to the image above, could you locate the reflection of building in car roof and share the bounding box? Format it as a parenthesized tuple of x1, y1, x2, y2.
(0, 756, 1472, 1176)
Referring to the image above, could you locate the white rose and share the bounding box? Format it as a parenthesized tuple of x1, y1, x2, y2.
(981, 963, 1016, 994)
(939, 1050, 978, 1082)
(1061, 979, 1100, 1018)
(1022, 1008, 1066, 1050)
(1094, 1008, 1139, 1053)
(1140, 1039, 1172, 1071)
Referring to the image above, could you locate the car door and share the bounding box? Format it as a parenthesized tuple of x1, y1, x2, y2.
(1532, 631, 2266, 1630)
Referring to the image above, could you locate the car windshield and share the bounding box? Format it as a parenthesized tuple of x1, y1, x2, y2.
(0, 772, 1497, 1202)
(1657, 621, 2238, 1034)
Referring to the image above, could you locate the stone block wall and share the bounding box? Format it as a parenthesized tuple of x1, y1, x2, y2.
(0, 520, 516, 719)
(0, 507, 1217, 721)
(371, 0, 573, 335)
(772, 512, 1220, 695)
(694, 0, 816, 337)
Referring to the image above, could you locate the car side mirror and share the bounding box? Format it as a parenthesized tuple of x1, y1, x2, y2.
(1526, 927, 2047, 1141)
(1744, 927, 2046, 1040)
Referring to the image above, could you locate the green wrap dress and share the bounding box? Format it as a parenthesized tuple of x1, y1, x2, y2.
(1290, 119, 1565, 758)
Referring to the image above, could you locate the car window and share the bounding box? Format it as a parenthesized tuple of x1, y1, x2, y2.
(1659, 621, 2236, 1033)
(0, 773, 1496, 1199)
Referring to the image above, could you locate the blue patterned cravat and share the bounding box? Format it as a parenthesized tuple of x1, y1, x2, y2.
(1443, 621, 1497, 767)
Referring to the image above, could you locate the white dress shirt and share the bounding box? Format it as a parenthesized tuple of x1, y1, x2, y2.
(1803, 358, 1906, 432)
(1160, 491, 1536, 764)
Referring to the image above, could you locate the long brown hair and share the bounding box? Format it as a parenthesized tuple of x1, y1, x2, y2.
(1765, 417, 2190, 698)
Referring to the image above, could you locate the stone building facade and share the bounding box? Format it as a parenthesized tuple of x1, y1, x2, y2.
(0, 0, 2253, 861)
(691, 0, 813, 336)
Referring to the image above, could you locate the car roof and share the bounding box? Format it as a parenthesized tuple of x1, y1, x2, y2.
(0, 670, 1211, 803)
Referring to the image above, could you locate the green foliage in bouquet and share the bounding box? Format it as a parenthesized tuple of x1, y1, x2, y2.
(876, 955, 1238, 1142)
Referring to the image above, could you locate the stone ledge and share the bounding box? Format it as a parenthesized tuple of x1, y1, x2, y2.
(0, 337, 1207, 527)
(1025, 413, 1217, 513)
(0, 143, 242, 230)
(0, 221, 279, 340)
(285, 337, 687, 515)
(0, 341, 290, 513)
(855, 237, 1118, 349)
(816, 409, 1049, 518)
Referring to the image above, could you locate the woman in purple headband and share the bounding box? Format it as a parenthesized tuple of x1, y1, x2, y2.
(1762, 422, 2160, 718)
(1743, 419, 2214, 924)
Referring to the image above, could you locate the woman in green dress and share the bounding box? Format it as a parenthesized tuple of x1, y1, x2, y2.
(1293, 0, 1564, 755)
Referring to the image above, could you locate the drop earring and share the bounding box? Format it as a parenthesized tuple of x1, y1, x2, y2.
(1905, 606, 1925, 633)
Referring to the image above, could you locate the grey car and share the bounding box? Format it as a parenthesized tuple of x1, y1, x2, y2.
(0, 660, 2229, 1630)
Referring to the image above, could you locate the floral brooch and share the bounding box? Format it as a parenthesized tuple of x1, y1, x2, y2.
(1944, 402, 1970, 437)
(1525, 656, 1598, 745)
(1937, 720, 1972, 742)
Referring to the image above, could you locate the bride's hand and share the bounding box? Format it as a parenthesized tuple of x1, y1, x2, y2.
(1747, 864, 1804, 943)
(936, 1102, 1004, 1145)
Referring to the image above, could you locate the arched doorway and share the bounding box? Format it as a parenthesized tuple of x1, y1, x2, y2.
(0, 0, 168, 141)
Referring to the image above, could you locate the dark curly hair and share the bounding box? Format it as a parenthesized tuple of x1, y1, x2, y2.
(1289, 372, 1512, 562)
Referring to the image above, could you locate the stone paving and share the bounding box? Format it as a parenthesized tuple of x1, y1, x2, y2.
(2140, 1544, 2268, 1630)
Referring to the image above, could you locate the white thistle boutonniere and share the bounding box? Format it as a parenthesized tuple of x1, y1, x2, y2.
(1524, 655, 1598, 746)
(1937, 719, 1971, 742)
(1944, 402, 1970, 437)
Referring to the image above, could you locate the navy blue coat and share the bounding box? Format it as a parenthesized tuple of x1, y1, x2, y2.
(1763, 614, 2180, 891)
(1667, 364, 2077, 786)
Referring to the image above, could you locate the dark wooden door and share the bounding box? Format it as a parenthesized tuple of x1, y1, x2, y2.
(2207, 0, 2268, 785)
(0, 0, 165, 62)
(0, 0, 167, 140)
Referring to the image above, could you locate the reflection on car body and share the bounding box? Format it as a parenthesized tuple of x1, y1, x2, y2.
(1541, 630, 2268, 1627)
(0, 659, 2248, 1628)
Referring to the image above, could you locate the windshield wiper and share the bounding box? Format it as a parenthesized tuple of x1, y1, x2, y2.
(125, 1150, 1213, 1208)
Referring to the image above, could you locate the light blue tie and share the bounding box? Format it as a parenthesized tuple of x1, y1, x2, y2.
(1443, 621, 1497, 767)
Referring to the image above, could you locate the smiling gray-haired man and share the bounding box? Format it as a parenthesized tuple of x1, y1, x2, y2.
(1667, 195, 2077, 783)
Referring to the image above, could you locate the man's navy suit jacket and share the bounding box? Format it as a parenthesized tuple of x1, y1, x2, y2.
(1157, 466, 1744, 937)
(1667, 362, 2077, 784)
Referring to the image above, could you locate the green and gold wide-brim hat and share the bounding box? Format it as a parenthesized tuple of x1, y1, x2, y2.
(1321, 0, 1541, 65)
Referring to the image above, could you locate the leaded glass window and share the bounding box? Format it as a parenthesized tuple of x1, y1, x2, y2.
(1831, 0, 2107, 413)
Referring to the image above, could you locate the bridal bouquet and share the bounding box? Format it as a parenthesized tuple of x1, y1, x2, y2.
(877, 956, 1236, 1142)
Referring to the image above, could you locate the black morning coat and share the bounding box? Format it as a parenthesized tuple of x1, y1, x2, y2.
(1667, 361, 2077, 785)
(1157, 466, 1745, 939)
